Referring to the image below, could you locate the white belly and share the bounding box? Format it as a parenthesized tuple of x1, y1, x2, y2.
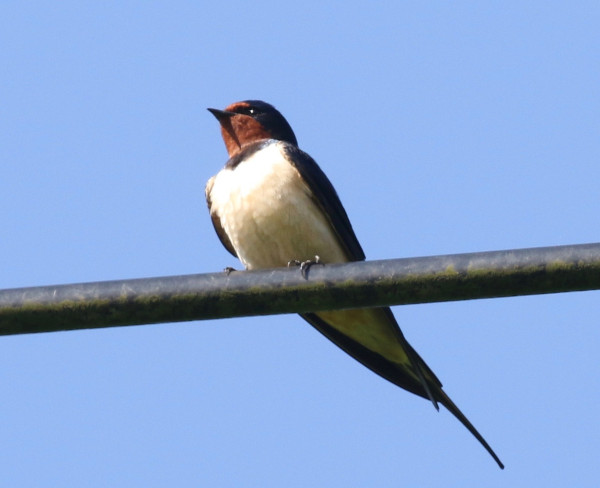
(208, 142, 409, 363)
(208, 142, 348, 270)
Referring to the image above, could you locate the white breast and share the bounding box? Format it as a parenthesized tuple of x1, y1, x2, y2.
(207, 142, 348, 270)
(208, 143, 408, 361)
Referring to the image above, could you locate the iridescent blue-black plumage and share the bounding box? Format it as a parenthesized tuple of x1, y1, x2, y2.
(206, 100, 503, 469)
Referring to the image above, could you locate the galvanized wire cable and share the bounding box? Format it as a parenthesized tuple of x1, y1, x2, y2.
(1, 242, 599, 336)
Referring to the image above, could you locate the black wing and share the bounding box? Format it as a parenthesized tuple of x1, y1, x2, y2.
(282, 144, 366, 262)
(205, 175, 238, 258)
(301, 309, 504, 469)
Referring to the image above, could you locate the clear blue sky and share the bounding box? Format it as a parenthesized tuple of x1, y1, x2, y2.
(1, 2, 598, 486)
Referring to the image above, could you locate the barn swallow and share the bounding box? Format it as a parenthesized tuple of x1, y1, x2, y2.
(206, 100, 504, 469)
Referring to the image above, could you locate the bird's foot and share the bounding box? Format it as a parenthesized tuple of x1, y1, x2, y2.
(223, 266, 237, 275)
(288, 255, 323, 279)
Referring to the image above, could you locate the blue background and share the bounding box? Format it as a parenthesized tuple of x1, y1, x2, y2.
(1, 2, 598, 486)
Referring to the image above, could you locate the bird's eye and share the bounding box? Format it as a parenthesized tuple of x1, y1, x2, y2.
(232, 105, 260, 117)
(243, 106, 261, 116)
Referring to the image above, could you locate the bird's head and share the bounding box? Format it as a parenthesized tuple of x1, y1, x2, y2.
(208, 100, 298, 157)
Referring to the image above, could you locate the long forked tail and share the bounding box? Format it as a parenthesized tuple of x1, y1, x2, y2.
(435, 387, 504, 469)
(391, 316, 504, 469)
(301, 309, 504, 468)
(407, 342, 504, 469)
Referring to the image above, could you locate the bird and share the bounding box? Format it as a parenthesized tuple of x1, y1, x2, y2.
(205, 99, 504, 469)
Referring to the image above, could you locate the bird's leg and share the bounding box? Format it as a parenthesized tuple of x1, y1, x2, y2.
(223, 266, 237, 275)
(300, 255, 322, 277)
(288, 255, 323, 279)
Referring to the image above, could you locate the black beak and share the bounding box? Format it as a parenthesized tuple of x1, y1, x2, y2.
(207, 108, 235, 122)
